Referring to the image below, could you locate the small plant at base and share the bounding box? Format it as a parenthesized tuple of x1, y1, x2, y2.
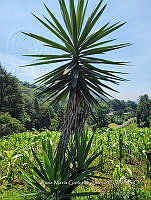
(17, 129, 107, 200)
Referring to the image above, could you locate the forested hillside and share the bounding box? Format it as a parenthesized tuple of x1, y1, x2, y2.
(0, 64, 151, 137)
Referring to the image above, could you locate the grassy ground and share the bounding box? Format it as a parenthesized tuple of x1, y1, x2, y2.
(0, 123, 151, 199)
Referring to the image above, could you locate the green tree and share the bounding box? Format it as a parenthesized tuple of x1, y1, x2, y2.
(53, 103, 66, 130)
(0, 112, 25, 137)
(21, 0, 129, 149)
(34, 98, 40, 114)
(137, 94, 151, 127)
(20, 82, 59, 130)
(21, 112, 31, 130)
(126, 100, 137, 114)
(91, 102, 111, 128)
(0, 65, 23, 119)
(32, 98, 41, 129)
(109, 99, 126, 115)
(21, 83, 34, 118)
(38, 102, 51, 129)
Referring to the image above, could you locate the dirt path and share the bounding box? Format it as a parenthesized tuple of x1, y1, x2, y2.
(116, 117, 136, 129)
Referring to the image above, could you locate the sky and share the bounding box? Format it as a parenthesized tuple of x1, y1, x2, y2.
(0, 0, 151, 101)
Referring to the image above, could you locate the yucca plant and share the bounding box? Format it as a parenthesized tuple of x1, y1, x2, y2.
(21, 0, 130, 149)
(18, 130, 107, 199)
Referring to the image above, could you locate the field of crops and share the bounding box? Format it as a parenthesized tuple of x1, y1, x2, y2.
(0, 123, 151, 199)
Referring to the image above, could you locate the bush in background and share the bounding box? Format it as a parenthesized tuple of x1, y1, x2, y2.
(0, 112, 25, 137)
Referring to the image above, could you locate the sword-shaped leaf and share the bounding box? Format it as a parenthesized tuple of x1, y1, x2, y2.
(59, 0, 72, 37)
(69, 0, 78, 48)
(78, 0, 104, 46)
(44, 4, 73, 46)
(76, 0, 85, 36)
(22, 32, 70, 53)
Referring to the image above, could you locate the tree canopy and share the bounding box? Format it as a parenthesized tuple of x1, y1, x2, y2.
(137, 94, 151, 127)
(0, 64, 23, 120)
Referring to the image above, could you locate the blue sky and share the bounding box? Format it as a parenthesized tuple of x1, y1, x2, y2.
(0, 0, 151, 100)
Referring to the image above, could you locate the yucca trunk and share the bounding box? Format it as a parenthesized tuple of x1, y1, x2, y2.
(60, 89, 89, 151)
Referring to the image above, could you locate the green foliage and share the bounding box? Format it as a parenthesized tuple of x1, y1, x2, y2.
(109, 99, 126, 113)
(0, 71, 138, 132)
(1, 188, 151, 200)
(137, 94, 151, 127)
(17, 129, 105, 199)
(0, 65, 24, 120)
(0, 128, 151, 199)
(0, 112, 25, 137)
(97, 188, 151, 200)
(109, 99, 137, 116)
(0, 126, 151, 200)
(0, 188, 41, 200)
(109, 115, 124, 125)
(21, 112, 31, 130)
(90, 102, 111, 128)
(19, 83, 65, 131)
(49, 118, 59, 131)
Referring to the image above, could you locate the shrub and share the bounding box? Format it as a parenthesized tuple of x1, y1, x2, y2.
(0, 112, 25, 137)
(18, 129, 105, 199)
